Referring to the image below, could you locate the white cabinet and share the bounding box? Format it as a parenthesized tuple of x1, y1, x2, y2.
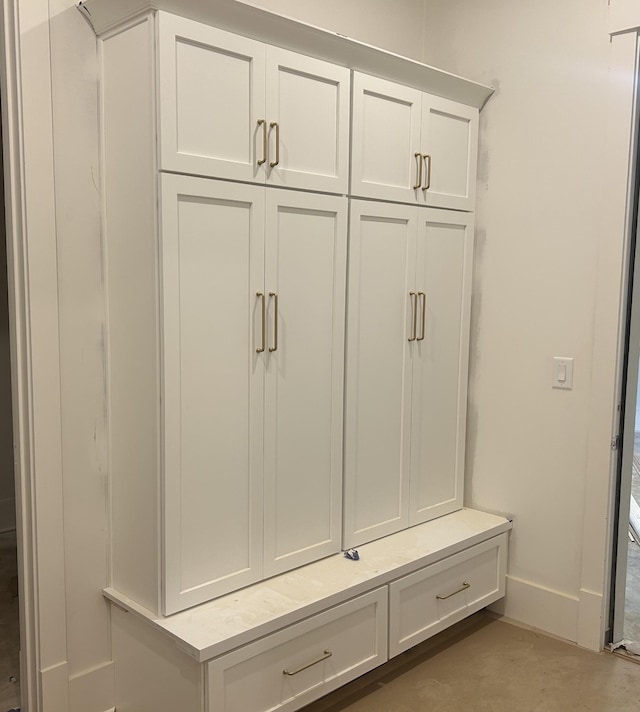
(207, 588, 387, 712)
(262, 190, 347, 577)
(344, 200, 473, 548)
(160, 175, 347, 612)
(158, 13, 350, 193)
(388, 534, 507, 657)
(351, 72, 478, 210)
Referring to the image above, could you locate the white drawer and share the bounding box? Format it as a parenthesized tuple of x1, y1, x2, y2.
(389, 533, 507, 657)
(206, 587, 388, 712)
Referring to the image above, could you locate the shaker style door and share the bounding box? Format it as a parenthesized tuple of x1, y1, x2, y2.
(157, 13, 267, 183)
(160, 174, 265, 614)
(263, 190, 347, 577)
(343, 201, 417, 548)
(409, 209, 473, 525)
(419, 94, 478, 211)
(351, 72, 422, 204)
(265, 47, 350, 194)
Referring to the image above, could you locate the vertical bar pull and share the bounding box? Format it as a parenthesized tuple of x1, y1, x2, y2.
(256, 292, 265, 353)
(270, 122, 280, 167)
(408, 292, 417, 342)
(413, 152, 422, 190)
(257, 119, 267, 166)
(418, 292, 426, 341)
(422, 154, 432, 191)
(269, 292, 278, 352)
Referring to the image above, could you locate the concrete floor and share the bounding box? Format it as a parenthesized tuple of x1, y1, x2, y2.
(0, 531, 19, 712)
(303, 612, 640, 712)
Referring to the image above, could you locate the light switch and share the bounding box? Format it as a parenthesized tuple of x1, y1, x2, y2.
(552, 357, 574, 390)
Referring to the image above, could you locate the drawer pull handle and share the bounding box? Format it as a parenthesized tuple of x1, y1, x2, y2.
(270, 121, 280, 167)
(417, 291, 426, 341)
(256, 292, 266, 353)
(408, 292, 417, 342)
(413, 152, 422, 190)
(257, 119, 267, 166)
(422, 154, 432, 191)
(436, 581, 471, 600)
(283, 649, 332, 676)
(269, 292, 278, 352)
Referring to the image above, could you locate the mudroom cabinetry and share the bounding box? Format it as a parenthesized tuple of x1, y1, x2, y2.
(79, 0, 507, 710)
(344, 201, 473, 548)
(158, 13, 350, 193)
(351, 71, 479, 210)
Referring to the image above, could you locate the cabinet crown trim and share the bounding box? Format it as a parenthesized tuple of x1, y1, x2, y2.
(78, 0, 494, 108)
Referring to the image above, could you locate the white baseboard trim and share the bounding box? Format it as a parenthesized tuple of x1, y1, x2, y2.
(69, 660, 115, 712)
(40, 660, 69, 712)
(489, 574, 579, 643)
(577, 587, 605, 651)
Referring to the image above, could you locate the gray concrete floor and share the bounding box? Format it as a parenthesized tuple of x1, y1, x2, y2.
(303, 612, 640, 712)
(0, 530, 19, 711)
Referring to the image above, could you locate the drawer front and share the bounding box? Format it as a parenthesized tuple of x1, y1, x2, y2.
(207, 588, 388, 712)
(389, 533, 507, 657)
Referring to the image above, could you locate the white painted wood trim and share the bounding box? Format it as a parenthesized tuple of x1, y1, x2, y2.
(582, 30, 639, 650)
(1, 0, 71, 708)
(78, 0, 494, 108)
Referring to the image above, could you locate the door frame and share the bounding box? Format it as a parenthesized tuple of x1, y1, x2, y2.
(0, 0, 70, 708)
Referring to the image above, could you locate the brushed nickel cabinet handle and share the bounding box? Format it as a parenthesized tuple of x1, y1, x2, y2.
(422, 154, 432, 191)
(436, 581, 470, 600)
(256, 292, 265, 353)
(257, 119, 267, 166)
(283, 649, 332, 676)
(269, 121, 280, 167)
(417, 292, 426, 341)
(413, 152, 423, 190)
(269, 292, 278, 352)
(408, 292, 417, 342)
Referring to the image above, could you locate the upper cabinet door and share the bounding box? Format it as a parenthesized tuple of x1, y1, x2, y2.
(158, 13, 267, 183)
(419, 95, 478, 211)
(160, 174, 265, 614)
(263, 190, 347, 577)
(409, 209, 473, 526)
(265, 47, 350, 194)
(343, 201, 417, 548)
(351, 72, 423, 204)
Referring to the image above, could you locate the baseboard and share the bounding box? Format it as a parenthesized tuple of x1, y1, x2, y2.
(577, 587, 605, 651)
(40, 660, 70, 712)
(489, 574, 579, 643)
(68, 660, 115, 712)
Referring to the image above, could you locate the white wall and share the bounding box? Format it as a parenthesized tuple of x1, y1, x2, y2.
(423, 0, 614, 642)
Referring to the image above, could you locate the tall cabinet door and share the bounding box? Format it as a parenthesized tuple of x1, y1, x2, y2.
(419, 95, 478, 211)
(157, 13, 267, 183)
(409, 209, 473, 525)
(265, 47, 350, 194)
(263, 189, 347, 577)
(344, 201, 417, 548)
(351, 73, 422, 204)
(160, 174, 265, 614)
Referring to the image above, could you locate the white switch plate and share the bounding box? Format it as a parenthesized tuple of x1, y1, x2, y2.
(552, 356, 574, 390)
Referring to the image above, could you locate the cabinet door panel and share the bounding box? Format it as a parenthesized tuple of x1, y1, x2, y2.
(351, 73, 422, 204)
(161, 175, 265, 613)
(343, 201, 417, 548)
(263, 190, 347, 576)
(158, 14, 266, 182)
(266, 47, 350, 193)
(420, 95, 478, 210)
(409, 210, 473, 525)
